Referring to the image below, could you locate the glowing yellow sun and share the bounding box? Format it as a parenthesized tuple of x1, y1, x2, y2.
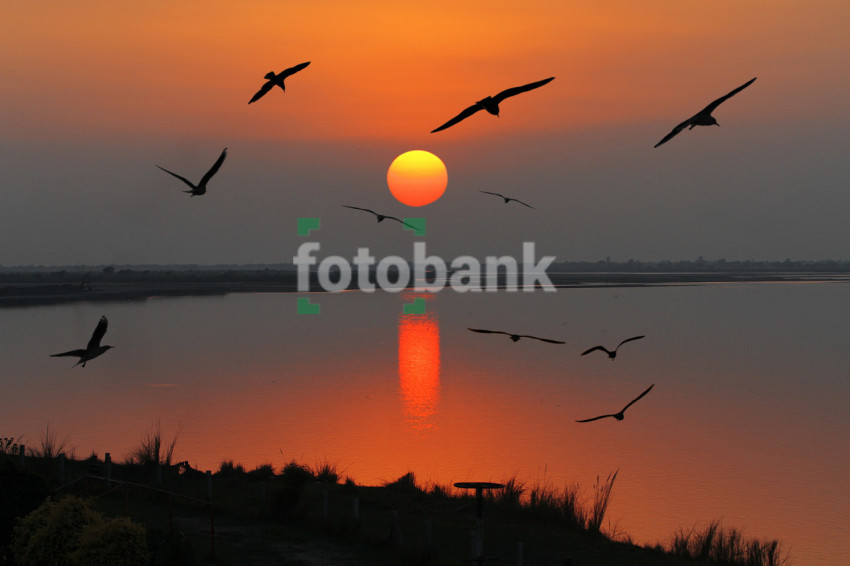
(387, 150, 447, 207)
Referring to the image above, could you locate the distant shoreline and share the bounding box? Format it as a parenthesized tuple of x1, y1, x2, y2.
(2, 271, 847, 307)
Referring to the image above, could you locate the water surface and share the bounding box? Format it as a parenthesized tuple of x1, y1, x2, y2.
(2, 281, 848, 564)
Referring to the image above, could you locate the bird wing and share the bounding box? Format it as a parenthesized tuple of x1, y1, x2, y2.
(51, 349, 86, 358)
(654, 118, 693, 148)
(620, 384, 655, 413)
(492, 77, 555, 103)
(467, 328, 509, 336)
(342, 205, 378, 216)
(480, 191, 506, 198)
(249, 81, 275, 104)
(199, 148, 227, 187)
(87, 316, 108, 350)
(520, 335, 565, 344)
(431, 103, 483, 133)
(156, 165, 196, 190)
(386, 216, 420, 231)
(699, 77, 757, 116)
(280, 61, 311, 78)
(581, 345, 609, 356)
(509, 198, 534, 209)
(616, 335, 645, 350)
(576, 413, 614, 423)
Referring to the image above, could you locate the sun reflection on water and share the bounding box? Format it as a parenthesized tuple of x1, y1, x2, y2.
(397, 304, 440, 430)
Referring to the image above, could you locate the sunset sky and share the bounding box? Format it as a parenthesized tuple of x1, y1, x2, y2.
(2, 1, 849, 266)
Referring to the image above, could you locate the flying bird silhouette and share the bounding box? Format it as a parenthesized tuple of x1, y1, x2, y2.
(431, 77, 555, 133)
(248, 61, 311, 104)
(156, 148, 227, 196)
(467, 328, 565, 344)
(51, 315, 113, 368)
(576, 384, 655, 423)
(480, 191, 534, 209)
(342, 205, 418, 230)
(581, 335, 645, 359)
(654, 77, 757, 148)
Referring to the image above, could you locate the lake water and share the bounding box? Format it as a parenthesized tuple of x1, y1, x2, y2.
(2, 280, 849, 564)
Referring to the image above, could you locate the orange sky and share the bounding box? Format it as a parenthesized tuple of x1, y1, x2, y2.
(3, 1, 848, 142)
(1, 1, 850, 266)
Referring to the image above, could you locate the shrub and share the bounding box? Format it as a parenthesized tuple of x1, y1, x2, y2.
(271, 461, 316, 516)
(0, 436, 23, 457)
(383, 471, 420, 492)
(11, 496, 146, 566)
(71, 517, 147, 566)
(215, 459, 245, 478)
(11, 496, 102, 566)
(246, 462, 276, 481)
(280, 460, 315, 486)
(313, 460, 340, 484)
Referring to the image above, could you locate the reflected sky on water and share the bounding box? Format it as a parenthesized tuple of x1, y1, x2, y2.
(2, 281, 849, 564)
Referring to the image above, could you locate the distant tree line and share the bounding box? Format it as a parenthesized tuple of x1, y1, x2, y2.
(2, 258, 850, 285)
(549, 257, 850, 273)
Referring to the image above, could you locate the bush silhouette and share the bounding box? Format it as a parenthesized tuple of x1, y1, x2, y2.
(12, 495, 146, 566)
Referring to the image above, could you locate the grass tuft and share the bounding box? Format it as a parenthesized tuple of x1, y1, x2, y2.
(668, 520, 790, 566)
(31, 423, 70, 459)
(126, 421, 181, 466)
(313, 459, 341, 484)
(588, 469, 618, 533)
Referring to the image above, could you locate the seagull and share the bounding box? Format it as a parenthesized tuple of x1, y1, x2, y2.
(51, 315, 113, 368)
(467, 328, 565, 344)
(431, 77, 555, 133)
(156, 148, 227, 197)
(576, 384, 655, 423)
(248, 61, 311, 104)
(342, 205, 418, 230)
(581, 335, 645, 359)
(654, 77, 757, 148)
(480, 191, 534, 209)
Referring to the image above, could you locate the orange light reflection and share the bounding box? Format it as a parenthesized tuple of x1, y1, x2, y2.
(398, 306, 440, 431)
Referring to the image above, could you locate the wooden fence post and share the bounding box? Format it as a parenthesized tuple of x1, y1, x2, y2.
(18, 444, 25, 468)
(58, 453, 65, 484)
(105, 453, 112, 483)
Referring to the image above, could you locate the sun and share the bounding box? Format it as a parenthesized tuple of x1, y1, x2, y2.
(387, 150, 447, 207)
